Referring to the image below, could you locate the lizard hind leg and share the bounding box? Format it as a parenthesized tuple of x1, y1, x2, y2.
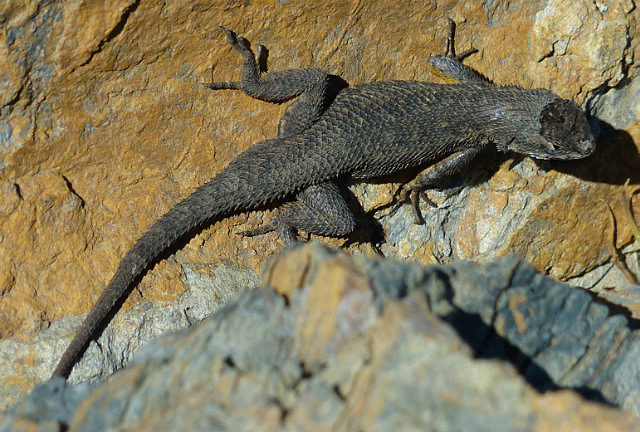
(207, 28, 354, 243)
(427, 19, 492, 85)
(241, 182, 356, 243)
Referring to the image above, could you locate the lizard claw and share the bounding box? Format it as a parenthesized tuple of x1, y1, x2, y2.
(392, 185, 435, 225)
(443, 19, 478, 61)
(408, 189, 434, 225)
(238, 223, 299, 244)
(219, 26, 252, 53)
(237, 224, 275, 238)
(203, 27, 258, 91)
(445, 19, 456, 57)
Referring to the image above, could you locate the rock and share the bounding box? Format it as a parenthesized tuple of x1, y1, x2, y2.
(529, 0, 633, 95)
(2, 243, 640, 431)
(591, 75, 640, 131)
(0, 261, 257, 408)
(267, 244, 640, 413)
(1, 0, 639, 407)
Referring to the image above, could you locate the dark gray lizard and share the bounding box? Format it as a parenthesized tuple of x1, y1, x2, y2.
(52, 20, 595, 379)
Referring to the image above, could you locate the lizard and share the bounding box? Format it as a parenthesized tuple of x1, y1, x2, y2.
(51, 20, 595, 379)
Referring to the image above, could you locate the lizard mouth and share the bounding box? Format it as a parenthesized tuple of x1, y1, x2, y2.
(526, 136, 596, 161)
(555, 139, 596, 160)
(528, 146, 594, 161)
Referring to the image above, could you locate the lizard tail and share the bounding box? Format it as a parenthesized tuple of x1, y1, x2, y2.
(52, 134, 340, 378)
(51, 172, 253, 379)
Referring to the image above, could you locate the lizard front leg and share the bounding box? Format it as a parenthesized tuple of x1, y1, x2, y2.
(395, 19, 494, 224)
(398, 145, 488, 224)
(427, 19, 492, 86)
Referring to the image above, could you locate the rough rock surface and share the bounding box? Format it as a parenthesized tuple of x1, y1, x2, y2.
(2, 242, 640, 431)
(0, 0, 639, 408)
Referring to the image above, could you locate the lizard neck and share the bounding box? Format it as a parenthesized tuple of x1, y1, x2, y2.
(471, 85, 557, 153)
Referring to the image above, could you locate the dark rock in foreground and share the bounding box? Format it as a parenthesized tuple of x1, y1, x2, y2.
(2, 243, 638, 431)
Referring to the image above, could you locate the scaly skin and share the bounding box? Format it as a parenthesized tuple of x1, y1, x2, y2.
(52, 22, 595, 379)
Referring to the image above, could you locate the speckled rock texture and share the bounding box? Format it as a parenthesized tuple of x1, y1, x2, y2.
(2, 243, 640, 431)
(0, 0, 639, 410)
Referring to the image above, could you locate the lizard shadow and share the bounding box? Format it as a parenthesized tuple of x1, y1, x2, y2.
(389, 118, 639, 194)
(367, 117, 640, 221)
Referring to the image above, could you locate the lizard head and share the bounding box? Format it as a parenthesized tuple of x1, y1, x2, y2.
(502, 97, 596, 160)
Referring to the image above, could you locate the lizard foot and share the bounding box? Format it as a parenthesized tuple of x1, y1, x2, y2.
(219, 26, 253, 54)
(393, 185, 436, 225)
(443, 19, 478, 61)
(202, 27, 264, 91)
(238, 223, 299, 244)
(427, 19, 489, 86)
(238, 225, 275, 238)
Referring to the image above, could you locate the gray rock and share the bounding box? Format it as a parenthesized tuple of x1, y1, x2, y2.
(0, 262, 257, 410)
(3, 243, 639, 431)
(0, 377, 97, 431)
(590, 77, 640, 130)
